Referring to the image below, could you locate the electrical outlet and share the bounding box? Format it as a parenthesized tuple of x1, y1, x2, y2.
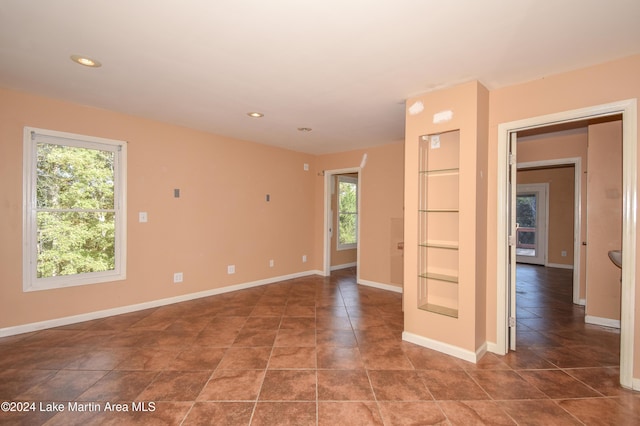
(227, 265, 235, 274)
(561, 250, 567, 257)
(269, 259, 274, 268)
(173, 272, 183, 283)
(302, 255, 307, 263)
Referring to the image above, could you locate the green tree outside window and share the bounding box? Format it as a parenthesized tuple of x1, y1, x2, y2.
(36, 143, 116, 278)
(338, 176, 358, 248)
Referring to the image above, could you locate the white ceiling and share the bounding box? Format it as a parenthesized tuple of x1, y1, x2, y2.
(1, 1, 639, 154)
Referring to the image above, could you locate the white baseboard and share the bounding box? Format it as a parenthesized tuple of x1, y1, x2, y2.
(475, 342, 488, 361)
(585, 315, 621, 329)
(578, 298, 586, 306)
(330, 262, 357, 271)
(0, 270, 320, 338)
(546, 263, 573, 270)
(486, 341, 504, 356)
(358, 278, 403, 293)
(632, 377, 640, 391)
(402, 331, 484, 363)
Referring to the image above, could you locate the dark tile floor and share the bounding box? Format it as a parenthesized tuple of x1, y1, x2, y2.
(0, 265, 637, 425)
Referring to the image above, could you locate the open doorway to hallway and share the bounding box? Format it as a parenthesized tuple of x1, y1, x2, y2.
(497, 99, 636, 388)
(513, 114, 622, 313)
(512, 116, 622, 350)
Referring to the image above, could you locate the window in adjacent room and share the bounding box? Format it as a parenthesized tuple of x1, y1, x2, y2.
(337, 175, 358, 250)
(23, 127, 127, 291)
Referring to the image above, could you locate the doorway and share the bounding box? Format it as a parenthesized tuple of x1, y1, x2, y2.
(496, 99, 637, 388)
(515, 183, 548, 265)
(517, 159, 583, 304)
(323, 168, 361, 277)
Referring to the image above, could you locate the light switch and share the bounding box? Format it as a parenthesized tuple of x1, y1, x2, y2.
(139, 212, 148, 223)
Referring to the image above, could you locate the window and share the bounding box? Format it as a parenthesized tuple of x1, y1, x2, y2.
(337, 175, 358, 250)
(23, 127, 127, 291)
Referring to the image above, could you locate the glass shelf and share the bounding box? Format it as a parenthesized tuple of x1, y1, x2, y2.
(418, 129, 460, 318)
(419, 241, 459, 250)
(419, 272, 458, 283)
(419, 209, 459, 213)
(418, 303, 459, 318)
(419, 168, 459, 175)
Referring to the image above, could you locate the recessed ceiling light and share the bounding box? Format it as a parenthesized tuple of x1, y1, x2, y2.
(297, 127, 312, 132)
(70, 55, 102, 68)
(247, 112, 264, 118)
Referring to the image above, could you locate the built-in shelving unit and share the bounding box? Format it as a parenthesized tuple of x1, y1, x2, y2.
(418, 130, 460, 318)
(404, 80, 488, 362)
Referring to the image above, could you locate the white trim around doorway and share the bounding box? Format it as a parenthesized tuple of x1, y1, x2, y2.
(323, 167, 361, 279)
(495, 99, 637, 390)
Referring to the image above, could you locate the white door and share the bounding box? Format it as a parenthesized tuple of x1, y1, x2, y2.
(515, 183, 548, 266)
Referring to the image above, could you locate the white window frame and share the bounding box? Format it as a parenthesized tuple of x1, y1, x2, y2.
(23, 127, 127, 292)
(336, 175, 358, 251)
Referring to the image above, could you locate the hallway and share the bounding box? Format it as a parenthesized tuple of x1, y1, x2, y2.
(515, 264, 621, 369)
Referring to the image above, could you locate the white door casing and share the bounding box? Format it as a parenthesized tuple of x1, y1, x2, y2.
(508, 132, 518, 350)
(323, 167, 361, 277)
(496, 99, 637, 389)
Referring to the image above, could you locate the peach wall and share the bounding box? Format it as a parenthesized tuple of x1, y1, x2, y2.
(586, 121, 623, 322)
(0, 87, 316, 329)
(356, 144, 405, 288)
(487, 54, 640, 375)
(314, 142, 405, 289)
